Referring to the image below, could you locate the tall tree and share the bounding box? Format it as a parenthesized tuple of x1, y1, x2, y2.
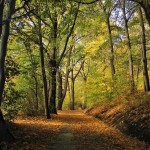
(80, 60, 90, 109)
(122, 0, 135, 92)
(70, 60, 84, 110)
(99, 0, 116, 79)
(48, 1, 80, 113)
(38, 18, 51, 118)
(49, 11, 58, 114)
(0, 0, 16, 142)
(138, 6, 150, 92)
(0, 0, 4, 36)
(57, 46, 73, 110)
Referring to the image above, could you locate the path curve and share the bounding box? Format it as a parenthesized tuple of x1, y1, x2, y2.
(49, 110, 149, 150)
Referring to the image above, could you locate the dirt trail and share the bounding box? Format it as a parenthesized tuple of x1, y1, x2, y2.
(55, 110, 149, 150)
(8, 110, 149, 150)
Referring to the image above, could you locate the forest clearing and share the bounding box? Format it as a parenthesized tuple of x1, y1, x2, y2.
(0, 0, 150, 149)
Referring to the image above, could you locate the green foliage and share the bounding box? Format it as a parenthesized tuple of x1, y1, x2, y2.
(2, 82, 22, 121)
(2, 56, 21, 121)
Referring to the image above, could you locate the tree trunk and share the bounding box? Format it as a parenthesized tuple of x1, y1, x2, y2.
(70, 79, 75, 110)
(82, 77, 87, 109)
(57, 46, 72, 110)
(0, 0, 5, 36)
(38, 19, 51, 119)
(69, 60, 84, 110)
(57, 70, 63, 110)
(0, 110, 14, 142)
(67, 81, 71, 109)
(139, 6, 150, 92)
(141, 3, 150, 25)
(49, 13, 57, 114)
(70, 70, 75, 110)
(122, 0, 135, 92)
(49, 58, 57, 114)
(0, 0, 16, 142)
(106, 15, 115, 79)
(33, 75, 39, 111)
(130, 0, 150, 25)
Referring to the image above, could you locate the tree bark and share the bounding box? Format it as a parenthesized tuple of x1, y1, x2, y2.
(106, 15, 115, 79)
(0, 110, 14, 142)
(141, 3, 150, 25)
(62, 47, 72, 100)
(70, 71, 75, 110)
(57, 46, 72, 110)
(82, 77, 87, 109)
(57, 70, 63, 110)
(0, 0, 5, 36)
(33, 74, 39, 111)
(49, 13, 57, 114)
(0, 0, 16, 142)
(122, 0, 135, 92)
(139, 6, 150, 92)
(38, 19, 51, 119)
(69, 60, 84, 110)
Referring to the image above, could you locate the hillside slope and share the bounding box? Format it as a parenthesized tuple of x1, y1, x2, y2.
(86, 91, 150, 145)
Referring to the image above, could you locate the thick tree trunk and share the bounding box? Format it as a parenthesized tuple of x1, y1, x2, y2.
(38, 19, 51, 119)
(106, 15, 115, 79)
(49, 13, 57, 114)
(49, 58, 57, 114)
(122, 0, 135, 92)
(0, 110, 14, 142)
(0, 0, 16, 142)
(57, 46, 72, 110)
(139, 6, 150, 92)
(57, 70, 63, 110)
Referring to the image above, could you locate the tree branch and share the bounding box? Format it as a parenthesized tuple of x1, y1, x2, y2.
(57, 3, 80, 68)
(74, 0, 99, 4)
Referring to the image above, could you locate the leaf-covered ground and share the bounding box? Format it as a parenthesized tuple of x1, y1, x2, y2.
(86, 91, 150, 146)
(3, 110, 150, 150)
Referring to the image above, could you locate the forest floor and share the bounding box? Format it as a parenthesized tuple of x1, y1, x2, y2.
(86, 91, 150, 146)
(3, 110, 150, 150)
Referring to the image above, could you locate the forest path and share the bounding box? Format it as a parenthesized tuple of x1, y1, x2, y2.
(9, 110, 149, 150)
(51, 110, 149, 150)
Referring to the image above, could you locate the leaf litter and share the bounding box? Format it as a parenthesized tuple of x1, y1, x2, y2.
(4, 110, 150, 150)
